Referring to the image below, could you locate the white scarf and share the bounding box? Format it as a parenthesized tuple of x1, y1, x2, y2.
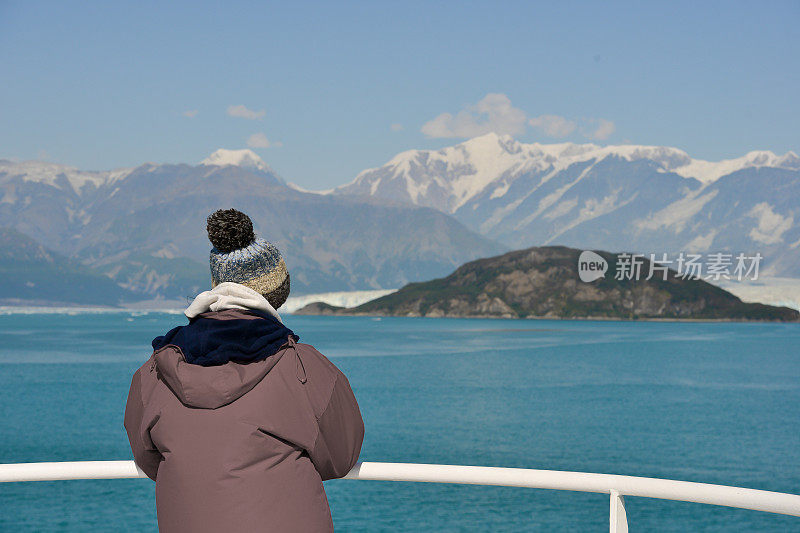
(184, 282, 283, 323)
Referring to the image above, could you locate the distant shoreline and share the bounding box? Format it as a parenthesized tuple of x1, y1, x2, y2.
(0, 305, 184, 315)
(2, 304, 797, 324)
(0, 289, 398, 316)
(290, 309, 800, 324)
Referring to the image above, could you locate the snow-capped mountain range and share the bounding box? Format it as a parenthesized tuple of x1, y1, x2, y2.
(1, 134, 799, 305)
(0, 159, 133, 198)
(0, 150, 502, 302)
(0, 149, 275, 199)
(336, 133, 800, 211)
(334, 133, 800, 278)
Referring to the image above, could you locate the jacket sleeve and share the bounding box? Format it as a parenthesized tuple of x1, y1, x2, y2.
(123, 367, 162, 481)
(309, 372, 365, 481)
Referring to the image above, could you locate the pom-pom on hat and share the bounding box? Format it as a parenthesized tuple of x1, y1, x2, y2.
(206, 209, 290, 309)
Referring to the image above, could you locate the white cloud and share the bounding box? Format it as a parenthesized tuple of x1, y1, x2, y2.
(585, 118, 616, 140)
(422, 94, 616, 142)
(390, 123, 403, 131)
(421, 93, 527, 138)
(182, 110, 198, 118)
(528, 114, 577, 138)
(227, 104, 266, 120)
(247, 132, 282, 149)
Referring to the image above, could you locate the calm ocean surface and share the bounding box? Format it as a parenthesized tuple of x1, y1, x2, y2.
(0, 312, 798, 532)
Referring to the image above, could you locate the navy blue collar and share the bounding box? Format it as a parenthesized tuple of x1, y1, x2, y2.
(152, 309, 299, 367)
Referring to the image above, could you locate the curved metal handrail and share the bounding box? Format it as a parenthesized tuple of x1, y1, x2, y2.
(2, 460, 799, 532)
(345, 462, 800, 516)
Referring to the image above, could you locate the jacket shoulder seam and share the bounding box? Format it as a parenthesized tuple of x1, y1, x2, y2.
(317, 372, 341, 422)
(309, 370, 341, 457)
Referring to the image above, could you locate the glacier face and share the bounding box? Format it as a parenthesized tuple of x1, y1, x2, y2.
(282, 289, 397, 314)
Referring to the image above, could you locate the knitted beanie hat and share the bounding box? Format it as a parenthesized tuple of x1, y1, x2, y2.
(206, 209, 290, 309)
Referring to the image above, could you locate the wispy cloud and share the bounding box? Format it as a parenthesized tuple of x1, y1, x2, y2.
(529, 114, 577, 138)
(530, 114, 615, 140)
(421, 93, 527, 138)
(422, 93, 617, 142)
(390, 123, 404, 132)
(247, 132, 282, 149)
(228, 104, 266, 120)
(587, 118, 616, 140)
(182, 109, 199, 118)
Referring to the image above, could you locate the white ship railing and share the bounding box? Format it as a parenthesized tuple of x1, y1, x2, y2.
(2, 461, 800, 532)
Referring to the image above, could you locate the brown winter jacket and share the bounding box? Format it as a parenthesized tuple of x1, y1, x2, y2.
(123, 309, 364, 532)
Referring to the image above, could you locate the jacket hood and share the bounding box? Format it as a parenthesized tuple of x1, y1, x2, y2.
(151, 308, 299, 409)
(153, 341, 292, 409)
(184, 282, 283, 323)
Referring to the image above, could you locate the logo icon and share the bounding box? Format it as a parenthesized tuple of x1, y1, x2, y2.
(578, 250, 608, 282)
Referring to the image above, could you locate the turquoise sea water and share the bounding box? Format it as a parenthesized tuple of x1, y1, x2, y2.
(0, 312, 799, 532)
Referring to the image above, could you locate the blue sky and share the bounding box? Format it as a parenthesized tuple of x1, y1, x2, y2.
(1, 1, 798, 189)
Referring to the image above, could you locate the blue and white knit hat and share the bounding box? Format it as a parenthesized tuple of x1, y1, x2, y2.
(206, 209, 290, 309)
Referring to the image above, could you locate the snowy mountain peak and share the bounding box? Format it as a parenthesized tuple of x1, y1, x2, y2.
(671, 149, 800, 183)
(0, 159, 132, 195)
(780, 151, 800, 168)
(741, 150, 800, 169)
(200, 149, 272, 173)
(458, 132, 521, 156)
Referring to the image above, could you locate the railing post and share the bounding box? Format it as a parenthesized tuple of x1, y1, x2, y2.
(609, 490, 628, 533)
